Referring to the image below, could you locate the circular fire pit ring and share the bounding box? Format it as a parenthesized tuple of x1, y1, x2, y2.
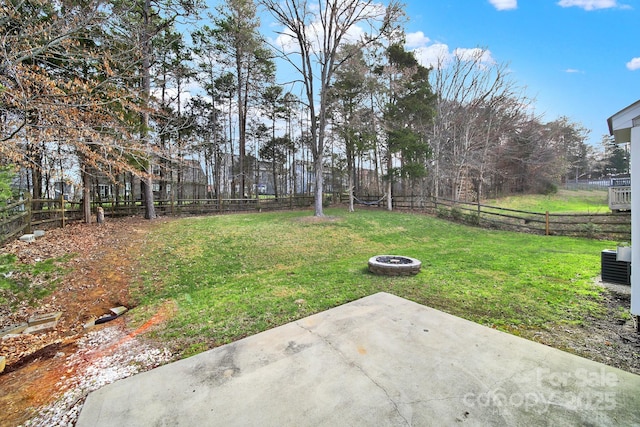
(368, 255, 422, 276)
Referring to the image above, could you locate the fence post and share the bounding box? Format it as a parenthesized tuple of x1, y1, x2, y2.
(60, 194, 66, 228)
(545, 211, 550, 236)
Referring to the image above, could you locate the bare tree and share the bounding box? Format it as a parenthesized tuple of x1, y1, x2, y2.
(430, 49, 531, 200)
(259, 0, 402, 216)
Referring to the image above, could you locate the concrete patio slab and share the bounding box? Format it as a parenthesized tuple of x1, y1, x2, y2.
(77, 292, 640, 426)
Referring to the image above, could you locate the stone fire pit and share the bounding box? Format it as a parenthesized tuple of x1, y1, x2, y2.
(368, 255, 422, 276)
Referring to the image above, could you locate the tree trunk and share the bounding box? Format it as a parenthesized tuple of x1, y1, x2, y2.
(272, 158, 278, 199)
(30, 143, 43, 212)
(386, 154, 393, 211)
(141, 178, 155, 219)
(347, 149, 354, 212)
(141, 0, 156, 220)
(82, 163, 91, 224)
(32, 166, 42, 211)
(115, 179, 121, 207)
(215, 148, 222, 208)
(314, 157, 324, 216)
(348, 184, 354, 213)
(238, 85, 246, 198)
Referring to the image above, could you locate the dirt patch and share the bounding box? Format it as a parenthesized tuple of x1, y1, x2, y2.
(0, 215, 639, 426)
(0, 217, 174, 427)
(526, 287, 640, 375)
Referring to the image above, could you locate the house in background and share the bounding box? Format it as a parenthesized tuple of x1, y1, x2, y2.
(89, 159, 207, 203)
(172, 159, 207, 200)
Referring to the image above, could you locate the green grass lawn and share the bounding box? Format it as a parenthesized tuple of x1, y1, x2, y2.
(0, 253, 68, 307)
(484, 189, 609, 213)
(132, 208, 614, 358)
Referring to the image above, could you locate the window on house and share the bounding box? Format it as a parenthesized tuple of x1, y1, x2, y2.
(98, 184, 110, 199)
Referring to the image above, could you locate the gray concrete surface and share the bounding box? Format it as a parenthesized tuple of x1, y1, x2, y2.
(77, 292, 640, 426)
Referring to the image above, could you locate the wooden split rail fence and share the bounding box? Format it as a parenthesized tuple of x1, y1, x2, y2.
(352, 195, 631, 241)
(0, 195, 316, 245)
(0, 193, 631, 245)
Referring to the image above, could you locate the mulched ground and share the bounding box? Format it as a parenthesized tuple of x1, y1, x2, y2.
(0, 217, 171, 427)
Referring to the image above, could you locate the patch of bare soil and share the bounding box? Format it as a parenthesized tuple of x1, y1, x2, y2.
(527, 287, 640, 376)
(0, 216, 638, 426)
(0, 217, 175, 427)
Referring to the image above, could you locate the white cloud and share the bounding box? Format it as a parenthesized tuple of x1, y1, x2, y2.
(626, 57, 640, 71)
(413, 43, 452, 69)
(413, 44, 495, 70)
(488, 0, 517, 10)
(557, 0, 618, 10)
(564, 68, 582, 73)
(272, 2, 385, 55)
(273, 27, 299, 54)
(453, 48, 496, 65)
(405, 31, 430, 49)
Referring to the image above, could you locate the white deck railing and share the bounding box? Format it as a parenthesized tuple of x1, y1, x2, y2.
(609, 186, 631, 211)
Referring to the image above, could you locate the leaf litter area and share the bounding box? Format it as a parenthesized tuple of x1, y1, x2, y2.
(0, 218, 174, 427)
(0, 216, 639, 426)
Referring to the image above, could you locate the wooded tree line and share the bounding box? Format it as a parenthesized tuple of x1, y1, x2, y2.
(0, 0, 624, 219)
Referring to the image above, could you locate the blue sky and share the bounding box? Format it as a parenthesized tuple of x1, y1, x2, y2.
(205, 0, 638, 148)
(401, 0, 639, 147)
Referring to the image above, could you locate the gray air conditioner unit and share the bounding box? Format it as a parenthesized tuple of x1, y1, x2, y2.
(601, 249, 631, 285)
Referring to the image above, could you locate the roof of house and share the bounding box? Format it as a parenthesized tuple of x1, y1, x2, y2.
(608, 99, 640, 144)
